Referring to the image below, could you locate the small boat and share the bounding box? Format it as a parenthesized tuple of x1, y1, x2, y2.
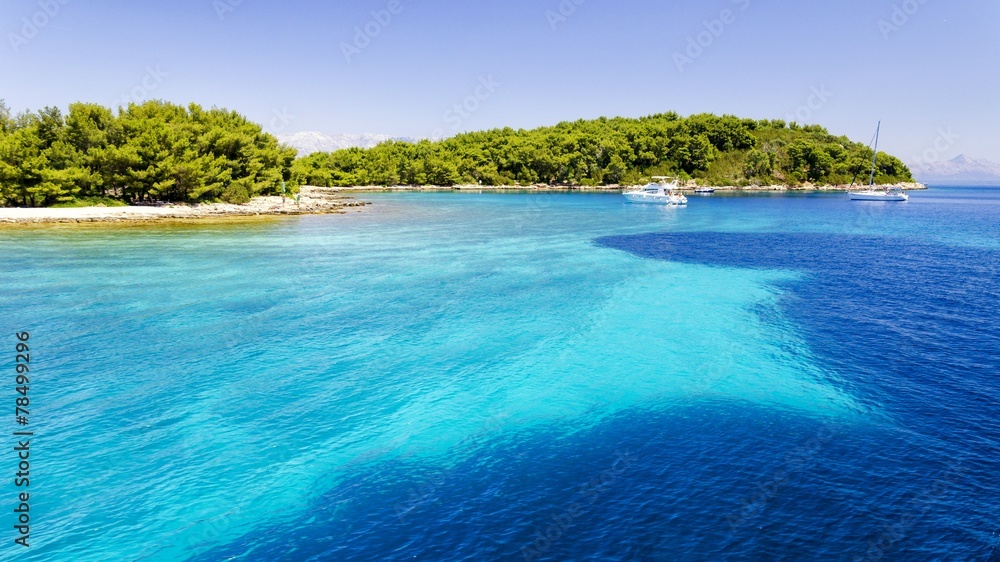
(848, 122, 909, 202)
(623, 177, 688, 206)
(694, 186, 715, 194)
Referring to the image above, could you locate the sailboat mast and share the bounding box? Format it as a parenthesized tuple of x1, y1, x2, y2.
(869, 121, 881, 186)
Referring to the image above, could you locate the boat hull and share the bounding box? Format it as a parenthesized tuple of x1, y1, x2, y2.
(623, 193, 687, 205)
(848, 191, 908, 201)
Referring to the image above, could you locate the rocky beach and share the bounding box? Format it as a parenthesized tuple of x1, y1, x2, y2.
(0, 186, 368, 225)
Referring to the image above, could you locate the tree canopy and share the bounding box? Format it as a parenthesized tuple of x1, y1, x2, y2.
(0, 100, 297, 207)
(292, 113, 913, 188)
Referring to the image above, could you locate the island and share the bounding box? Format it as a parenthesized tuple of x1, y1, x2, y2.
(292, 112, 917, 189)
(0, 100, 921, 223)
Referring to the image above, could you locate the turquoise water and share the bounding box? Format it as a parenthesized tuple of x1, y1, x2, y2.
(1, 188, 998, 560)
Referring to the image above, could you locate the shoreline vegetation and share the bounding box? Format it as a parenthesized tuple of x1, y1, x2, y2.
(1, 99, 921, 222)
(0, 100, 297, 209)
(293, 112, 915, 189)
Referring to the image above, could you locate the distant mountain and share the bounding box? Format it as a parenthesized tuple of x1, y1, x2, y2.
(276, 131, 414, 155)
(908, 154, 1000, 184)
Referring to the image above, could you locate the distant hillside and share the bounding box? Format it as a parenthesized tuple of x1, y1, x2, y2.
(292, 113, 913, 188)
(908, 155, 1000, 184)
(277, 131, 414, 155)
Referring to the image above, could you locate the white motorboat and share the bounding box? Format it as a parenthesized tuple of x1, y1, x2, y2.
(623, 177, 688, 206)
(848, 122, 909, 202)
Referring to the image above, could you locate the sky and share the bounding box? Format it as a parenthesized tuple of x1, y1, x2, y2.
(2, 0, 998, 164)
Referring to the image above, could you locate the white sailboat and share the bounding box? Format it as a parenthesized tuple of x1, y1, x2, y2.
(623, 176, 688, 206)
(848, 122, 909, 202)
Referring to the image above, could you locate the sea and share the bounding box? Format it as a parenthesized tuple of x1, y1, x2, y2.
(1, 186, 998, 561)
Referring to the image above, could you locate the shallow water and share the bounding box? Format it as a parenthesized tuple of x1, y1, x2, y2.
(1, 187, 998, 561)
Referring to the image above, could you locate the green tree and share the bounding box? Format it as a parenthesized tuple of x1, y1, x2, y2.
(743, 149, 774, 181)
(786, 140, 834, 183)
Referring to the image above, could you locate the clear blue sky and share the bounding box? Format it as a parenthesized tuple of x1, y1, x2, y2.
(3, 0, 998, 163)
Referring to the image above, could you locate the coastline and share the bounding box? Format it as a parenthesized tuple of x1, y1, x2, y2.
(321, 182, 929, 193)
(0, 186, 367, 225)
(0, 182, 928, 225)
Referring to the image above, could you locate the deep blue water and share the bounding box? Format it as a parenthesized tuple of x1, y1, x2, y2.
(1, 187, 998, 561)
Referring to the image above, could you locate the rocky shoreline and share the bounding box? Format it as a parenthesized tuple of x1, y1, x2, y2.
(1, 182, 928, 225)
(323, 182, 928, 193)
(0, 186, 368, 225)
(689, 181, 928, 192)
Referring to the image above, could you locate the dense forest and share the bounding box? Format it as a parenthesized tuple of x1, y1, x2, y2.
(1, 101, 913, 208)
(293, 113, 913, 188)
(0, 100, 297, 207)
